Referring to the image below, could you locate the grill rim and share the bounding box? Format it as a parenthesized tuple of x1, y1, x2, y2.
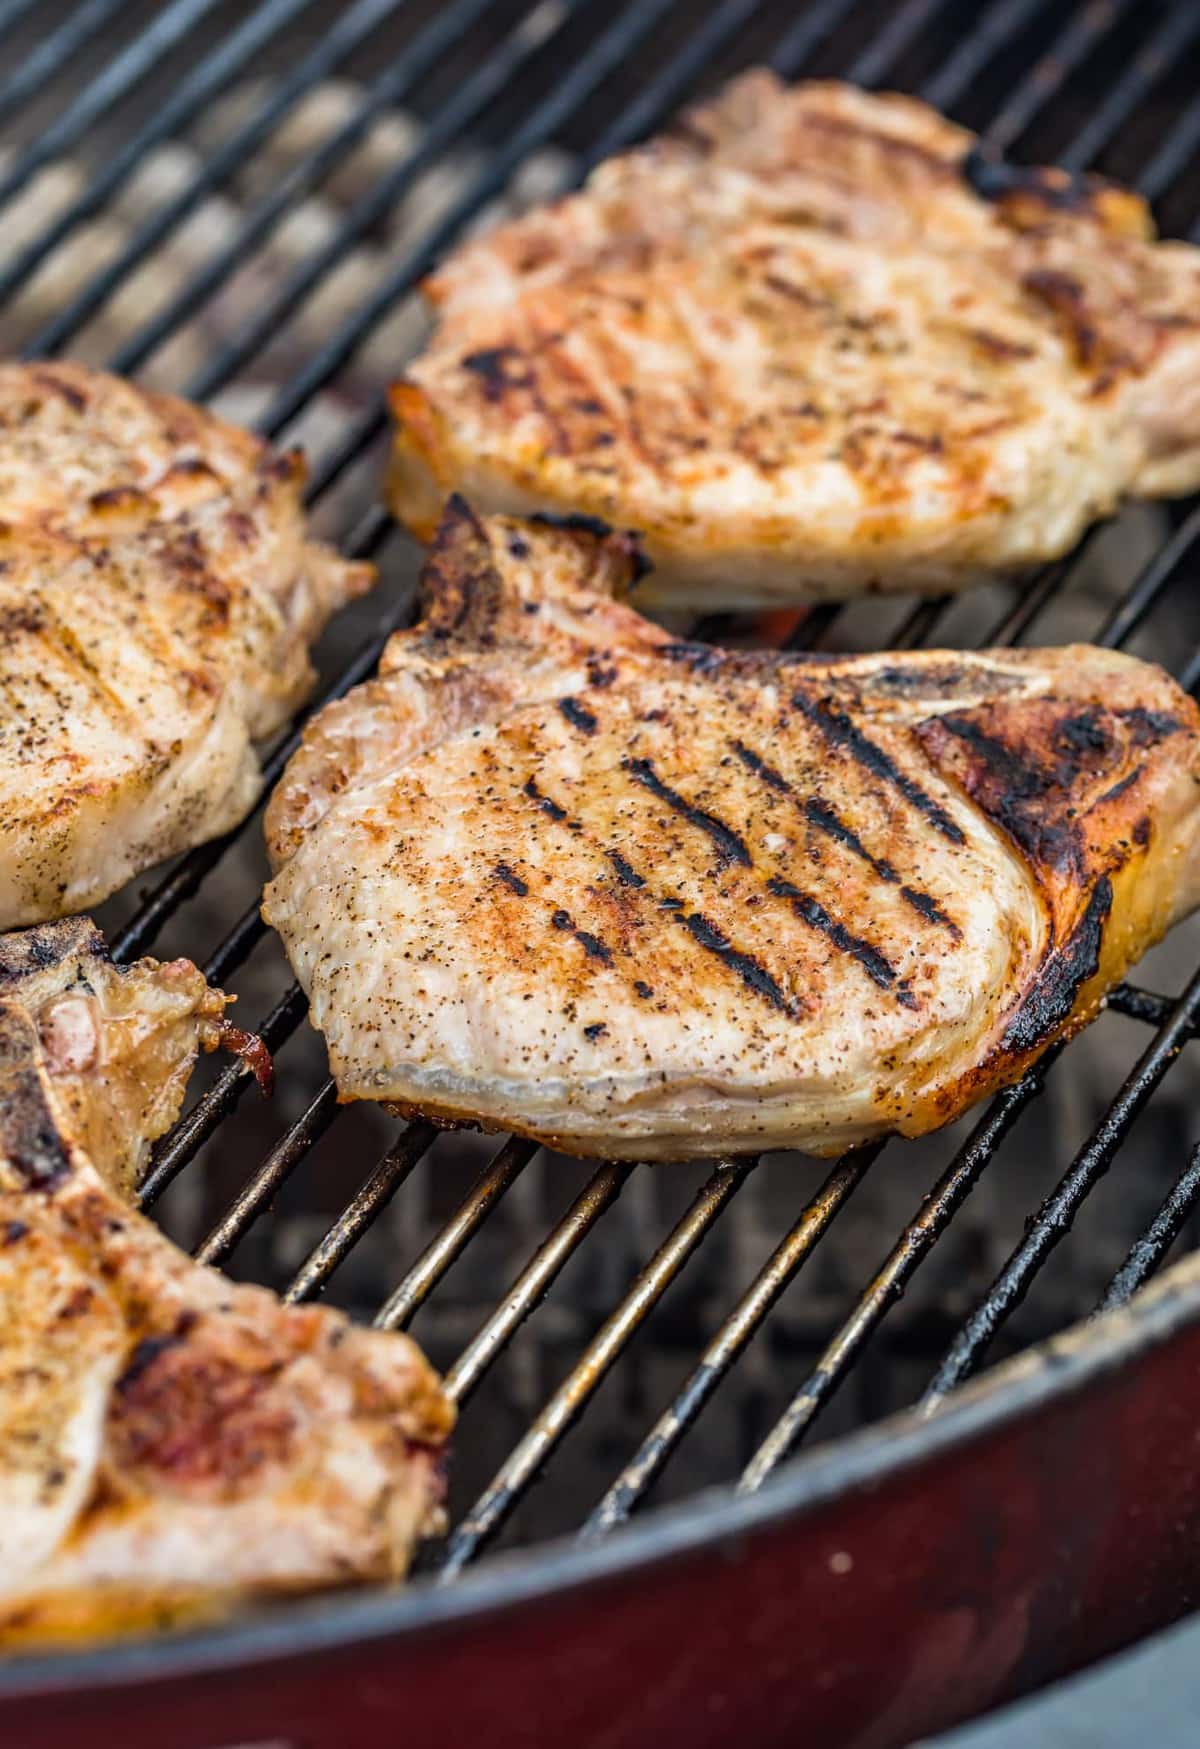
(3, 1235, 1199, 1703)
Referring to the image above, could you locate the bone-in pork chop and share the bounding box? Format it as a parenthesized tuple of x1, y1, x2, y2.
(263, 502, 1200, 1161)
(390, 76, 1200, 609)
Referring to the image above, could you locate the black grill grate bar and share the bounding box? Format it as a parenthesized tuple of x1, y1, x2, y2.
(195, 1078, 343, 1268)
(1140, 87, 1200, 207)
(1058, 3, 1200, 173)
(253, 0, 680, 446)
(1095, 504, 1200, 651)
(284, 1121, 439, 1304)
(30, 0, 410, 363)
(0, 0, 225, 221)
(375, 1137, 541, 1332)
(983, 0, 1142, 155)
(1098, 1139, 1200, 1312)
(738, 1056, 1061, 1492)
(584, 0, 790, 174)
(113, 0, 523, 385)
(5, 0, 320, 329)
(923, 964, 1200, 1407)
(920, 0, 1052, 114)
(138, 983, 309, 1210)
(832, 0, 954, 91)
(0, 0, 130, 136)
(439, 1160, 754, 1574)
(584, 1148, 876, 1536)
(185, 0, 583, 407)
(442, 1160, 635, 1407)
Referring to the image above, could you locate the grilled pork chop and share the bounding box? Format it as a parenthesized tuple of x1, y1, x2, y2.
(0, 361, 372, 929)
(264, 502, 1200, 1160)
(0, 916, 229, 1201)
(0, 921, 452, 1648)
(390, 75, 1200, 609)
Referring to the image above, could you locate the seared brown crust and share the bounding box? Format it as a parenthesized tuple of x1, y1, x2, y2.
(0, 952, 452, 1649)
(0, 361, 374, 928)
(389, 76, 1200, 607)
(263, 504, 1200, 1161)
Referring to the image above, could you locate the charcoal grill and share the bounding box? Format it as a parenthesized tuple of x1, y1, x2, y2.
(5, 1, 1200, 1744)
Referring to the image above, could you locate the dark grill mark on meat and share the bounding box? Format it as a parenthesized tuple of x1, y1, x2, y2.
(624, 756, 752, 868)
(587, 660, 618, 688)
(2, 1220, 28, 1246)
(1001, 877, 1112, 1053)
(1098, 768, 1141, 807)
(729, 737, 789, 794)
(634, 980, 654, 1000)
(659, 640, 724, 675)
(524, 777, 567, 821)
(547, 906, 612, 964)
(933, 714, 1048, 797)
(731, 738, 959, 933)
(558, 697, 598, 734)
(583, 1022, 608, 1041)
(575, 930, 611, 963)
(609, 851, 645, 888)
(1057, 710, 1109, 754)
(1021, 269, 1100, 369)
(1124, 707, 1182, 745)
(794, 691, 965, 844)
(767, 878, 915, 1006)
(679, 910, 795, 1015)
(116, 1331, 186, 1394)
(461, 346, 530, 402)
(494, 862, 528, 897)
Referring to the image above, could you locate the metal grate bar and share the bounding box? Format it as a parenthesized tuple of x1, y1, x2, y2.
(4, 0, 320, 327)
(584, 0, 787, 172)
(985, 0, 1142, 155)
(375, 1137, 540, 1332)
(185, 0, 583, 405)
(584, 1148, 875, 1535)
(31, 0, 409, 362)
(284, 1121, 439, 1304)
(0, 0, 225, 220)
(108, 0, 517, 381)
(138, 983, 308, 1209)
(1058, 3, 1200, 173)
(443, 1161, 635, 1406)
(254, 0, 680, 445)
(0, 0, 130, 136)
(920, 0, 1052, 114)
(1139, 87, 1200, 206)
(834, 0, 953, 91)
(738, 1057, 1060, 1491)
(441, 1160, 754, 1573)
(1095, 505, 1200, 650)
(195, 1078, 343, 1267)
(1098, 1139, 1200, 1311)
(924, 965, 1200, 1406)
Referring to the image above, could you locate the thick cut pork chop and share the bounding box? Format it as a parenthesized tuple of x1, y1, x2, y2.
(0, 361, 372, 929)
(390, 75, 1200, 609)
(0, 921, 452, 1649)
(263, 502, 1200, 1161)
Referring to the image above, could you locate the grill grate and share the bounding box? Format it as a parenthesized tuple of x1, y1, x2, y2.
(7, 0, 1200, 1581)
